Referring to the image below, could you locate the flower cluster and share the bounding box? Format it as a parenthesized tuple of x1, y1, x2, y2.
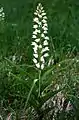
(32, 3, 49, 69)
(0, 7, 5, 22)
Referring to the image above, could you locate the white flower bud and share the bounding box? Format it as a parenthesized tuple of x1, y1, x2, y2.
(0, 14, 2, 17)
(33, 47, 38, 53)
(32, 35, 37, 38)
(42, 12, 46, 16)
(33, 53, 38, 58)
(34, 12, 38, 15)
(43, 23, 48, 27)
(34, 38, 40, 42)
(43, 40, 48, 45)
(12, 55, 16, 62)
(41, 7, 43, 10)
(41, 47, 49, 53)
(33, 25, 38, 29)
(33, 29, 41, 34)
(45, 36, 49, 40)
(2, 12, 5, 17)
(33, 58, 38, 64)
(38, 45, 42, 48)
(42, 19, 47, 23)
(33, 31, 37, 35)
(40, 56, 45, 62)
(38, 14, 42, 18)
(43, 30, 47, 34)
(43, 16, 47, 19)
(36, 63, 40, 68)
(31, 42, 38, 47)
(41, 64, 44, 69)
(43, 53, 49, 57)
(42, 26, 48, 31)
(41, 33, 45, 38)
(0, 7, 3, 13)
(38, 22, 42, 26)
(34, 17, 39, 23)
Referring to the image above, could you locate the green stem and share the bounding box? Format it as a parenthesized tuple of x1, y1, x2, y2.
(38, 70, 41, 97)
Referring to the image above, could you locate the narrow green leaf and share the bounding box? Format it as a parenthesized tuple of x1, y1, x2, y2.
(24, 79, 38, 110)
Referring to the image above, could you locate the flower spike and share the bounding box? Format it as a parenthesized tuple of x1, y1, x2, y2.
(32, 3, 49, 70)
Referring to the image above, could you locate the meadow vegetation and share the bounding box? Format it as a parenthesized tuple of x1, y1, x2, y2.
(0, 0, 79, 119)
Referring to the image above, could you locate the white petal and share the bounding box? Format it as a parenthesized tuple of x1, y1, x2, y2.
(58, 64, 61, 67)
(32, 45, 38, 52)
(35, 29, 40, 33)
(41, 64, 44, 69)
(0, 14, 2, 17)
(41, 7, 43, 10)
(33, 29, 41, 34)
(41, 33, 45, 38)
(42, 26, 48, 31)
(33, 47, 38, 53)
(43, 16, 47, 19)
(35, 38, 40, 42)
(0, 7, 3, 13)
(38, 44, 42, 48)
(40, 56, 45, 62)
(76, 59, 79, 63)
(43, 30, 47, 34)
(38, 14, 42, 18)
(33, 31, 37, 35)
(33, 25, 38, 29)
(45, 36, 49, 40)
(44, 53, 49, 57)
(34, 17, 38, 21)
(36, 63, 40, 68)
(43, 40, 48, 45)
(43, 23, 48, 27)
(42, 10, 45, 13)
(33, 17, 39, 23)
(34, 12, 38, 15)
(38, 3, 41, 6)
(33, 58, 37, 64)
(32, 35, 37, 38)
(38, 22, 42, 26)
(2, 13, 5, 17)
(41, 47, 49, 53)
(44, 46, 49, 50)
(42, 13, 46, 16)
(31, 42, 37, 46)
(42, 19, 47, 23)
(12, 55, 16, 61)
(33, 53, 38, 58)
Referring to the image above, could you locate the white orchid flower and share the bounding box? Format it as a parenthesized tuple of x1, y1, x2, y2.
(33, 58, 38, 64)
(33, 24, 38, 29)
(33, 53, 38, 58)
(36, 63, 40, 68)
(43, 53, 49, 57)
(43, 40, 48, 45)
(41, 64, 44, 69)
